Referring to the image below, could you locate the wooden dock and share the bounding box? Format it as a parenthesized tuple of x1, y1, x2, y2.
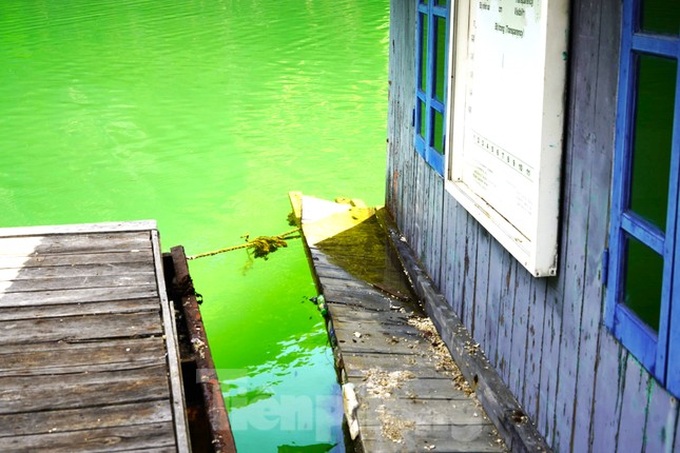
(290, 193, 508, 452)
(0, 221, 203, 452)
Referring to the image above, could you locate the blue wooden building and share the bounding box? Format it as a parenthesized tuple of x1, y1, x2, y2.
(386, 0, 680, 451)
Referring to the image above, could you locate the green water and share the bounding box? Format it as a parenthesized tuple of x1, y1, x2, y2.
(0, 1, 389, 451)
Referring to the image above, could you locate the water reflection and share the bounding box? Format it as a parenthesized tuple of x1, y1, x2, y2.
(222, 331, 344, 451)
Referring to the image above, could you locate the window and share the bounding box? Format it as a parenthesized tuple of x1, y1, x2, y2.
(606, 0, 680, 395)
(415, 0, 449, 176)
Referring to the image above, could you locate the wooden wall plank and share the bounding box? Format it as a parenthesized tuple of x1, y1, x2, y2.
(590, 334, 626, 452)
(462, 213, 479, 330)
(643, 380, 679, 452)
(485, 242, 505, 369)
(386, 0, 416, 240)
(453, 204, 469, 320)
(496, 257, 516, 384)
(443, 195, 462, 316)
(523, 282, 547, 422)
(472, 227, 492, 344)
(509, 267, 531, 400)
(615, 357, 648, 452)
(537, 288, 562, 446)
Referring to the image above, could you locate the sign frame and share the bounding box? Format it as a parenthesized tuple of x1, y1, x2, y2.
(444, 0, 569, 277)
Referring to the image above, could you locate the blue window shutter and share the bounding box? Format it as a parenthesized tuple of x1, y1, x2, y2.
(413, 1, 448, 176)
(607, 0, 680, 395)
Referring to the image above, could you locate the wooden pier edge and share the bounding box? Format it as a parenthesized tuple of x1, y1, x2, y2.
(168, 246, 237, 453)
(377, 209, 552, 453)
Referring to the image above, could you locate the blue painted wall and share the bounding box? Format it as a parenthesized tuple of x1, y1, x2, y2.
(386, 1, 680, 451)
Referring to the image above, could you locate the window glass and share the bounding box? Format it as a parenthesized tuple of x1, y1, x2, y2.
(624, 235, 663, 331)
(629, 54, 676, 229)
(641, 0, 680, 35)
(433, 110, 444, 154)
(419, 13, 428, 92)
(434, 15, 447, 102)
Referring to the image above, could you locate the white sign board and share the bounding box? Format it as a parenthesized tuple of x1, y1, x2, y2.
(446, 0, 569, 277)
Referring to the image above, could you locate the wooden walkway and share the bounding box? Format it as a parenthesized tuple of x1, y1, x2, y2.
(0, 221, 190, 452)
(291, 193, 507, 453)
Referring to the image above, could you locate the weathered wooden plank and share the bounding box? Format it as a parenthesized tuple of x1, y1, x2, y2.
(386, 0, 416, 240)
(0, 261, 154, 281)
(0, 298, 159, 321)
(536, 288, 562, 446)
(332, 327, 425, 356)
(575, 0, 620, 450)
(322, 286, 408, 313)
(614, 357, 647, 452)
(151, 230, 190, 452)
(0, 286, 158, 308)
(0, 220, 157, 237)
(462, 213, 480, 331)
(553, 33, 593, 443)
(0, 312, 163, 345)
(0, 365, 169, 414)
(0, 250, 153, 269)
(485, 242, 505, 369)
(343, 352, 452, 380)
(509, 266, 531, 401)
(352, 374, 476, 402)
(358, 397, 492, 426)
(0, 232, 152, 257)
(496, 256, 515, 384)
(452, 198, 468, 320)
(472, 226, 492, 345)
(0, 336, 165, 376)
(440, 196, 459, 318)
(590, 334, 626, 453)
(360, 422, 504, 453)
(642, 379, 678, 452)
(1, 273, 156, 293)
(0, 400, 172, 437)
(523, 282, 547, 421)
(0, 421, 176, 452)
(425, 166, 445, 288)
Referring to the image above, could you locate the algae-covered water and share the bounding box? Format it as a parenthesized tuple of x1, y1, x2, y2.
(0, 1, 389, 451)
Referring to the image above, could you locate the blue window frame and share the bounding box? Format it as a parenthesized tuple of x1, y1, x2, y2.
(415, 0, 449, 176)
(607, 0, 680, 395)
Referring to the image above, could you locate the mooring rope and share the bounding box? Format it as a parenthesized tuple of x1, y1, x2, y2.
(187, 228, 301, 261)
